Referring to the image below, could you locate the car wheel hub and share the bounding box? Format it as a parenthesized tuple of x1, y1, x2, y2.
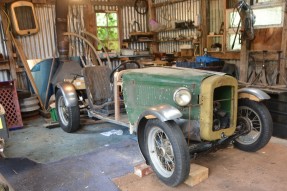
(236, 106, 262, 145)
(148, 127, 175, 178)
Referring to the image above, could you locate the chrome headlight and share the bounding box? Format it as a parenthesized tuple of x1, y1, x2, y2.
(173, 87, 192, 106)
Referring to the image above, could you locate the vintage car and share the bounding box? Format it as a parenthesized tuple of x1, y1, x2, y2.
(55, 63, 272, 187)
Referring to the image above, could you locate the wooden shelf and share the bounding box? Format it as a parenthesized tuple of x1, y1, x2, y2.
(129, 32, 155, 36)
(157, 39, 192, 43)
(0, 64, 9, 71)
(207, 35, 224, 52)
(157, 27, 195, 33)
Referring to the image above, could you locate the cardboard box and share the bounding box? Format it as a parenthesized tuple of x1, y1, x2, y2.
(181, 48, 194, 57)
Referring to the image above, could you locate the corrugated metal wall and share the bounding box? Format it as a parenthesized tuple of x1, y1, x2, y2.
(0, 3, 147, 60)
(18, 4, 56, 59)
(155, 0, 200, 53)
(209, 0, 224, 34)
(122, 5, 147, 50)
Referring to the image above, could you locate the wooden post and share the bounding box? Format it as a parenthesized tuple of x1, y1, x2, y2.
(239, 40, 249, 82)
(11, 35, 45, 111)
(279, 3, 287, 85)
(239, 0, 251, 82)
(118, 7, 124, 49)
(83, 3, 98, 64)
(201, 0, 210, 55)
(0, 7, 17, 80)
(148, 0, 158, 53)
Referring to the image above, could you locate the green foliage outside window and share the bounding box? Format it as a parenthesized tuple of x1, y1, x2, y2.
(96, 12, 119, 51)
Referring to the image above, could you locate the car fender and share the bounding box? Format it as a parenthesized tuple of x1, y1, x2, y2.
(135, 104, 182, 163)
(56, 82, 78, 107)
(138, 104, 182, 124)
(238, 88, 270, 102)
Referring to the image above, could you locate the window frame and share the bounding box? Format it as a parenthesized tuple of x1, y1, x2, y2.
(95, 11, 120, 51)
(225, 1, 284, 51)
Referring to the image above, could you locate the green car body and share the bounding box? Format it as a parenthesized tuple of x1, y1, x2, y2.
(122, 67, 238, 141)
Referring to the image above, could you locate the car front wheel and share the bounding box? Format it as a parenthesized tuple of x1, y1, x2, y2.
(235, 99, 273, 152)
(56, 90, 80, 133)
(144, 119, 190, 187)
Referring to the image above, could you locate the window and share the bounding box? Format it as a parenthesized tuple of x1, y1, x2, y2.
(96, 12, 120, 51)
(226, 2, 283, 51)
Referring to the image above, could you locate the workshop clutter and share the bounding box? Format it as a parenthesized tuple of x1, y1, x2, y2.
(176, 55, 224, 72)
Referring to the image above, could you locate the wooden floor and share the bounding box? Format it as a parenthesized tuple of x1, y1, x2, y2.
(114, 137, 287, 191)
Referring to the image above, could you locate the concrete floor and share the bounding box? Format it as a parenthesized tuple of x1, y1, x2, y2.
(1, 116, 287, 191)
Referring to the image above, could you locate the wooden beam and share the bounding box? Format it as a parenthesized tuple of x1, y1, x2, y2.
(0, 62, 10, 71)
(11, 35, 45, 111)
(239, 0, 251, 82)
(239, 40, 250, 82)
(209, 51, 240, 60)
(0, 7, 17, 80)
(148, 0, 159, 53)
(201, 0, 210, 55)
(279, 3, 287, 85)
(83, 3, 97, 63)
(152, 0, 189, 8)
(118, 7, 124, 48)
(89, 0, 134, 6)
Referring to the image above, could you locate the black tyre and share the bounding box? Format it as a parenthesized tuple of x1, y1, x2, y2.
(144, 119, 190, 187)
(56, 90, 80, 133)
(235, 99, 273, 152)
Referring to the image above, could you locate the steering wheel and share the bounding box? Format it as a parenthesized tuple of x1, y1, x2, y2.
(110, 60, 141, 83)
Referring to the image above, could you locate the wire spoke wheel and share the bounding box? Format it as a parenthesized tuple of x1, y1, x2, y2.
(236, 106, 261, 145)
(148, 127, 175, 177)
(235, 99, 272, 152)
(144, 119, 190, 187)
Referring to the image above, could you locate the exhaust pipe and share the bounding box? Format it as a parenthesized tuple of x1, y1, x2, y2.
(55, 0, 69, 60)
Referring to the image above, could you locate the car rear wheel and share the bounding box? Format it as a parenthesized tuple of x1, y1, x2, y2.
(235, 99, 272, 152)
(144, 119, 190, 187)
(56, 90, 80, 133)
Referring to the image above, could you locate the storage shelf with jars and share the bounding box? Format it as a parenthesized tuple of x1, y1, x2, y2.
(207, 34, 224, 52)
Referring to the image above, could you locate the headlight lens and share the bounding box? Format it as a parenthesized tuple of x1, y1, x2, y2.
(173, 87, 192, 106)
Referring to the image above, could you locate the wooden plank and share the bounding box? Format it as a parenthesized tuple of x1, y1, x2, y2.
(239, 0, 251, 82)
(32, 0, 47, 3)
(148, 0, 159, 53)
(209, 51, 240, 60)
(0, 7, 17, 80)
(0, 63, 10, 71)
(152, 0, 189, 8)
(239, 40, 249, 82)
(83, 3, 97, 65)
(130, 32, 155, 36)
(118, 7, 124, 49)
(251, 28, 282, 51)
(184, 163, 209, 187)
(201, 0, 210, 56)
(280, 5, 287, 85)
(11, 35, 45, 111)
(90, 0, 134, 6)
